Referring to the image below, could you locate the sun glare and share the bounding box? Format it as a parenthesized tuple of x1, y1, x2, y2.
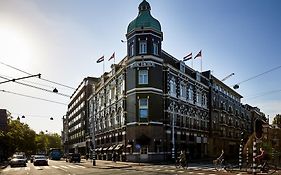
(0, 25, 32, 70)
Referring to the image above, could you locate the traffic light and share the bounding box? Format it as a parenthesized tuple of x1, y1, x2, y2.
(255, 119, 264, 139)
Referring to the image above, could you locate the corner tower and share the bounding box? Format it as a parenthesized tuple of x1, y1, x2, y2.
(126, 0, 163, 58)
(125, 0, 165, 162)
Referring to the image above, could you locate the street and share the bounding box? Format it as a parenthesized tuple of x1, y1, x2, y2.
(1, 159, 280, 175)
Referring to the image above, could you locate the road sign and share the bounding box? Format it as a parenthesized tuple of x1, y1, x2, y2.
(135, 144, 141, 150)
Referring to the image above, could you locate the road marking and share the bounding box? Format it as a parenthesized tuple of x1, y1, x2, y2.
(60, 165, 69, 169)
(44, 166, 51, 169)
(51, 165, 59, 169)
(67, 165, 77, 168)
(25, 167, 30, 170)
(74, 165, 86, 168)
(178, 170, 185, 173)
(197, 173, 205, 175)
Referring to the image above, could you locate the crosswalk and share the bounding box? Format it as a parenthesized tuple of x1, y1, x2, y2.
(133, 165, 219, 174)
(3, 164, 86, 172)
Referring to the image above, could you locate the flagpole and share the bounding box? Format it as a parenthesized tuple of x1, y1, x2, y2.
(200, 50, 203, 72)
(114, 53, 116, 65)
(201, 57, 202, 72)
(103, 57, 105, 75)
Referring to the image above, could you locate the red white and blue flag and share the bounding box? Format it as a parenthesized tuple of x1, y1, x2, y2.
(96, 55, 104, 63)
(194, 50, 202, 59)
(108, 52, 115, 61)
(183, 52, 192, 61)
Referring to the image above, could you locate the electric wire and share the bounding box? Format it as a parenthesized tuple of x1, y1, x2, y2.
(234, 65, 281, 86)
(0, 75, 70, 97)
(0, 89, 67, 105)
(0, 61, 75, 90)
(244, 89, 281, 100)
(0, 74, 56, 89)
(11, 113, 54, 119)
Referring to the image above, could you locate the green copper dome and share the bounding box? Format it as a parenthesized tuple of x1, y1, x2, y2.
(127, 0, 161, 34)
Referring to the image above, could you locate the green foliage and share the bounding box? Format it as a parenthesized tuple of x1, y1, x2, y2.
(1, 119, 61, 159)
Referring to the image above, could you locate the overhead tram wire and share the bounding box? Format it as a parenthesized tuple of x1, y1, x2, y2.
(11, 113, 56, 120)
(233, 65, 281, 89)
(244, 89, 281, 100)
(0, 74, 57, 89)
(0, 76, 70, 97)
(0, 89, 67, 105)
(0, 61, 76, 90)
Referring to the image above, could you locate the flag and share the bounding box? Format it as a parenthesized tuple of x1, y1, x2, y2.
(109, 52, 115, 61)
(183, 52, 192, 61)
(194, 50, 202, 59)
(96, 55, 104, 63)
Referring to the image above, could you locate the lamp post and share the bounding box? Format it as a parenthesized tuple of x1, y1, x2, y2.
(171, 102, 175, 162)
(90, 101, 96, 166)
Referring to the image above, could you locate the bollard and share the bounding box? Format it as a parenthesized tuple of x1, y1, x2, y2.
(239, 138, 243, 169)
(252, 139, 257, 175)
(246, 147, 249, 165)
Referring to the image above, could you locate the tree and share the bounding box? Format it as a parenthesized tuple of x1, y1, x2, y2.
(35, 131, 61, 154)
(273, 114, 281, 128)
(5, 120, 36, 157)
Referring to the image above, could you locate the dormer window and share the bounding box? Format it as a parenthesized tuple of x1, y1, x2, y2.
(139, 41, 147, 54)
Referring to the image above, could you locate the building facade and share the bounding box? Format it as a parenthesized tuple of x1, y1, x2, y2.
(63, 77, 99, 155)
(86, 0, 210, 162)
(203, 73, 252, 158)
(64, 0, 264, 162)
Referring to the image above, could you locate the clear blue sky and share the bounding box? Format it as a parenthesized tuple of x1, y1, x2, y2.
(0, 0, 280, 134)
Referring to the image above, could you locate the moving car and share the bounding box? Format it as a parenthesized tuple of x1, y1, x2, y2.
(10, 155, 27, 167)
(33, 155, 48, 166)
(66, 153, 81, 163)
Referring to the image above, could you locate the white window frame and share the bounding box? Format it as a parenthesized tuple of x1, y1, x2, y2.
(139, 41, 147, 54)
(139, 98, 148, 120)
(169, 78, 176, 97)
(138, 69, 148, 84)
(153, 42, 158, 55)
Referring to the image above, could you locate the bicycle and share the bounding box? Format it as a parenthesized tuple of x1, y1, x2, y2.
(258, 161, 277, 174)
(213, 158, 233, 172)
(175, 158, 188, 169)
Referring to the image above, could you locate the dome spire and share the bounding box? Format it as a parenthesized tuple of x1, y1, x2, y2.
(127, 0, 161, 34)
(138, 0, 151, 13)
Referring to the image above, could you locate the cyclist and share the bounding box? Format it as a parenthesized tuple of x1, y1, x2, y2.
(177, 150, 187, 168)
(217, 149, 224, 165)
(255, 147, 269, 169)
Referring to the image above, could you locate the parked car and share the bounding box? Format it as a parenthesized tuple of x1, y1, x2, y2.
(66, 153, 81, 163)
(10, 155, 27, 167)
(33, 155, 48, 166)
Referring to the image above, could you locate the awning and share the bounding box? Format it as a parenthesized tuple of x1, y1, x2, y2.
(97, 147, 103, 151)
(103, 147, 109, 151)
(126, 144, 132, 148)
(108, 145, 116, 151)
(114, 144, 123, 150)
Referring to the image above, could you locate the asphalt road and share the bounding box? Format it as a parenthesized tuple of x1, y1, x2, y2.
(1, 159, 280, 175)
